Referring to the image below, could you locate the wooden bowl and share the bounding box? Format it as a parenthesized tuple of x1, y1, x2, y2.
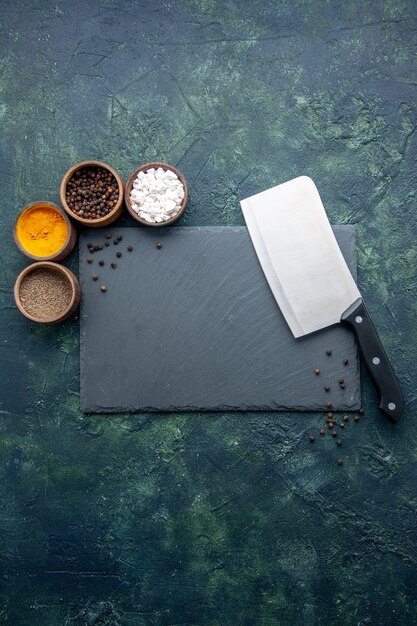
(14, 261, 80, 324)
(60, 160, 124, 227)
(13, 201, 77, 261)
(124, 162, 188, 227)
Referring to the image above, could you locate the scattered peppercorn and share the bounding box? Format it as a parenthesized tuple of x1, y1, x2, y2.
(326, 350, 332, 356)
(315, 368, 320, 375)
(117, 235, 123, 241)
(354, 415, 360, 422)
(320, 429, 325, 436)
(116, 251, 121, 258)
(337, 458, 344, 466)
(359, 408, 365, 415)
(338, 378, 344, 384)
(100, 285, 107, 293)
(326, 402, 333, 409)
(328, 422, 334, 429)
(113, 239, 119, 245)
(340, 383, 346, 390)
(343, 415, 349, 422)
(326, 412, 333, 418)
(331, 430, 337, 437)
(99, 260, 104, 266)
(111, 262, 117, 269)
(105, 241, 110, 247)
(336, 439, 342, 445)
(92, 274, 98, 281)
(339, 422, 345, 429)
(127, 245, 133, 252)
(325, 385, 330, 392)
(309, 435, 315, 442)
(343, 358, 349, 365)
(156, 241, 162, 249)
(87, 257, 93, 264)
(105, 233, 112, 239)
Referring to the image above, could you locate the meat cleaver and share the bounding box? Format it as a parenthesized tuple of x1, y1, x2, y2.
(240, 176, 403, 422)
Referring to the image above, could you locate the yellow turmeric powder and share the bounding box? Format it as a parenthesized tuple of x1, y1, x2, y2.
(16, 206, 68, 257)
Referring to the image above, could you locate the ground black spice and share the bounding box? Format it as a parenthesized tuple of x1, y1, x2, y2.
(19, 268, 72, 320)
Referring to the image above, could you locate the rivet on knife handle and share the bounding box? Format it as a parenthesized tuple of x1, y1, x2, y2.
(341, 298, 403, 422)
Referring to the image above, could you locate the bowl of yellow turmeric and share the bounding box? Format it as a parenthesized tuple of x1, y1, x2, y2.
(14, 201, 77, 261)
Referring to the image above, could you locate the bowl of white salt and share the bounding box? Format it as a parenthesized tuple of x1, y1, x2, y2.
(124, 162, 188, 227)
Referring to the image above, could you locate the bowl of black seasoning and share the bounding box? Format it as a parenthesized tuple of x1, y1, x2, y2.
(60, 160, 124, 227)
(14, 261, 80, 324)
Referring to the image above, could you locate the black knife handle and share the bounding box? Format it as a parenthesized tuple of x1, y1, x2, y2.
(341, 298, 403, 422)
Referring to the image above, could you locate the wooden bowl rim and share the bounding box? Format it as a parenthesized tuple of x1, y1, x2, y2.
(13, 201, 75, 261)
(60, 160, 124, 226)
(14, 261, 80, 323)
(124, 161, 188, 227)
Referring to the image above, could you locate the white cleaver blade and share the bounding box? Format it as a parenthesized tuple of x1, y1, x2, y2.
(240, 176, 403, 422)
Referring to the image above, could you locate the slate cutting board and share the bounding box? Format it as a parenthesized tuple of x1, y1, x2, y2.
(79, 226, 360, 413)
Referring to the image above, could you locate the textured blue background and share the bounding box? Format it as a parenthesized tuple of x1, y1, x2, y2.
(0, 1, 416, 624)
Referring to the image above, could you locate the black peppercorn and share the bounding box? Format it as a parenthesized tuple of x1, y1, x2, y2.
(87, 257, 93, 264)
(66, 165, 118, 221)
(343, 358, 349, 365)
(111, 262, 117, 269)
(127, 245, 133, 252)
(325, 385, 330, 392)
(99, 260, 104, 266)
(337, 458, 344, 465)
(315, 368, 320, 375)
(359, 408, 365, 415)
(100, 285, 107, 293)
(319, 429, 325, 436)
(309, 435, 315, 442)
(326, 350, 332, 356)
(336, 439, 342, 445)
(156, 242, 162, 249)
(92, 274, 98, 281)
(116, 251, 121, 258)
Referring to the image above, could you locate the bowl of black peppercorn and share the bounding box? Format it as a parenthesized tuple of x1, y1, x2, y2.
(60, 160, 124, 227)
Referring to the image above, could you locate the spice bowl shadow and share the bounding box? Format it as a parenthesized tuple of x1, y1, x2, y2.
(13, 201, 77, 261)
(14, 261, 80, 324)
(124, 162, 188, 227)
(60, 160, 124, 228)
